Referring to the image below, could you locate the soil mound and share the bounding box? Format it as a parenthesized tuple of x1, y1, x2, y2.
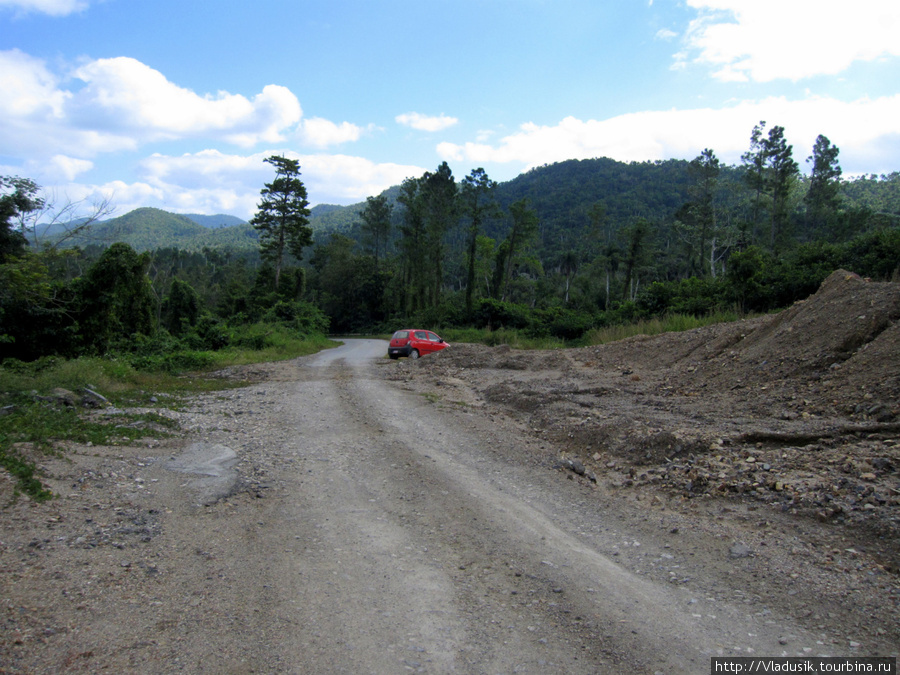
(688, 270, 900, 398)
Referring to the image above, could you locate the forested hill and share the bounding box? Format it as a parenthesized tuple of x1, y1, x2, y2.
(47, 207, 261, 252)
(183, 213, 246, 229)
(498, 157, 693, 221)
(296, 158, 701, 250)
(43, 204, 365, 252)
(38, 157, 900, 254)
(318, 157, 900, 253)
(489, 158, 695, 252)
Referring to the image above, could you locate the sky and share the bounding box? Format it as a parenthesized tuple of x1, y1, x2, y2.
(1, 0, 899, 221)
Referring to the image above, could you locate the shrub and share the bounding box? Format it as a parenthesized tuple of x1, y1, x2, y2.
(530, 307, 597, 341)
(472, 299, 531, 331)
(638, 277, 726, 317)
(262, 300, 329, 335)
(191, 314, 231, 351)
(232, 325, 272, 351)
(128, 350, 215, 373)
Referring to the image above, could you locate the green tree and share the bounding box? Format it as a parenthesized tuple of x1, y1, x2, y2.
(688, 148, 721, 276)
(460, 168, 500, 314)
(359, 194, 393, 270)
(620, 218, 652, 301)
(420, 162, 458, 308)
(558, 249, 580, 304)
(0, 252, 71, 360)
(250, 156, 312, 287)
(0, 176, 42, 263)
(75, 243, 156, 354)
(741, 121, 769, 241)
(587, 201, 619, 309)
(397, 176, 428, 314)
(675, 149, 733, 278)
(805, 134, 842, 235)
(310, 234, 382, 332)
(763, 125, 799, 249)
(500, 199, 539, 302)
(161, 278, 200, 335)
(726, 246, 772, 313)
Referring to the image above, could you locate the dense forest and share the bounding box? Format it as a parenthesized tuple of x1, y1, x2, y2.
(2, 121, 900, 364)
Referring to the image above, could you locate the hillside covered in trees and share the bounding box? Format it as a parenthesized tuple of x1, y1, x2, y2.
(2, 122, 900, 363)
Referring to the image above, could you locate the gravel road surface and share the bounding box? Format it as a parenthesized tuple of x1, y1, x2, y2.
(3, 335, 893, 674)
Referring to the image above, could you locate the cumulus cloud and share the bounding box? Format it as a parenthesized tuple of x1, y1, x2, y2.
(437, 95, 900, 175)
(0, 49, 137, 157)
(0, 0, 88, 16)
(396, 112, 459, 132)
(299, 117, 372, 148)
(680, 0, 900, 82)
(0, 49, 68, 118)
(70, 58, 302, 147)
(0, 50, 308, 160)
(42, 155, 93, 181)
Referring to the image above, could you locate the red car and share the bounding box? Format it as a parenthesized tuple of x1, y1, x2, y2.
(388, 329, 449, 359)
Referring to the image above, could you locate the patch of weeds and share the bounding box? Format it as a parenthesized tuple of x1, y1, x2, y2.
(0, 336, 337, 501)
(0, 401, 180, 501)
(97, 410, 179, 441)
(447, 399, 472, 408)
(0, 446, 53, 502)
(422, 392, 442, 404)
(130, 411, 179, 429)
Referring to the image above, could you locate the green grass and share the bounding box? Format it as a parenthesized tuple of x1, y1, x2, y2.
(0, 402, 179, 502)
(0, 447, 52, 502)
(0, 332, 337, 502)
(439, 327, 567, 350)
(439, 313, 745, 350)
(212, 331, 337, 366)
(582, 311, 744, 346)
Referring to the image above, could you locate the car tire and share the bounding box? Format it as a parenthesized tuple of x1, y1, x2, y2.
(409, 349, 419, 360)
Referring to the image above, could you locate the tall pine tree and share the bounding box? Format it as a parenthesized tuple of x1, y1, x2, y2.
(805, 134, 842, 235)
(250, 156, 312, 287)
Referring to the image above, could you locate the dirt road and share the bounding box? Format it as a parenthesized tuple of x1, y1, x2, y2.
(8, 331, 895, 674)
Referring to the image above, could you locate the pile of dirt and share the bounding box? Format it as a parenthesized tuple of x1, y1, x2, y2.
(393, 270, 900, 563)
(677, 270, 900, 400)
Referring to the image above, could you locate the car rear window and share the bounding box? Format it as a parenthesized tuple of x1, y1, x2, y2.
(392, 330, 409, 339)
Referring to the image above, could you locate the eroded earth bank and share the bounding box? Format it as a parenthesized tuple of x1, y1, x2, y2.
(2, 270, 898, 673)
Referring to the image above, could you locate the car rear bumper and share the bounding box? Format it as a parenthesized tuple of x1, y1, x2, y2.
(388, 346, 412, 358)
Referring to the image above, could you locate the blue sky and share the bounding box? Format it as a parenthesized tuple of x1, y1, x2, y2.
(2, 0, 899, 220)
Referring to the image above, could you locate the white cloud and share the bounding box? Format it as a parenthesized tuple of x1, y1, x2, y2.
(296, 153, 425, 204)
(0, 50, 309, 161)
(0, 49, 69, 118)
(1, 49, 382, 173)
(396, 112, 459, 132)
(71, 58, 302, 147)
(655, 28, 678, 41)
(0, 49, 136, 157)
(0, 0, 88, 16)
(42, 154, 94, 181)
(437, 95, 900, 175)
(299, 117, 371, 148)
(681, 0, 900, 82)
